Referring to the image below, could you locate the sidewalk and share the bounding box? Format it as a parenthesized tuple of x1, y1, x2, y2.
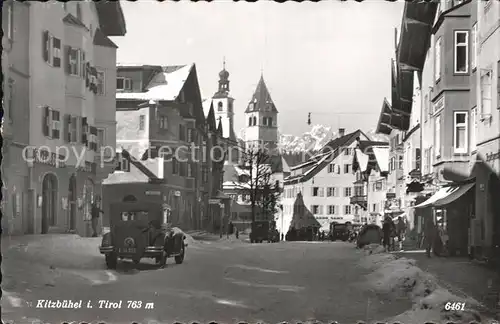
(395, 250, 499, 315)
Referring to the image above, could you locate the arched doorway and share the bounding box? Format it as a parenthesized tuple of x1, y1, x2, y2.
(41, 173, 58, 234)
(68, 175, 77, 231)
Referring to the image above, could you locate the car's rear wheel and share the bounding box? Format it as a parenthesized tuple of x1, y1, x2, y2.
(175, 246, 185, 264)
(105, 253, 117, 269)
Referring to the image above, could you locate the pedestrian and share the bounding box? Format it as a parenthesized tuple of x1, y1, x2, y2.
(382, 216, 392, 252)
(91, 198, 104, 237)
(235, 227, 239, 239)
(424, 216, 437, 258)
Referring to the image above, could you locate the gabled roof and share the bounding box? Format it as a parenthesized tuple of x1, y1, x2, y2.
(206, 102, 217, 132)
(284, 130, 365, 184)
(245, 75, 278, 113)
(95, 1, 127, 36)
(93, 28, 118, 48)
(103, 149, 160, 185)
(353, 140, 390, 175)
(116, 64, 194, 102)
(63, 13, 89, 31)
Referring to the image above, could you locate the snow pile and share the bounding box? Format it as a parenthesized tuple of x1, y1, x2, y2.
(359, 244, 494, 323)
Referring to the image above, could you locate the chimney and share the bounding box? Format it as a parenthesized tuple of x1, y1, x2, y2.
(338, 128, 345, 137)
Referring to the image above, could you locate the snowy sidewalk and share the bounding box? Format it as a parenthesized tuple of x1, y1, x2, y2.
(359, 244, 497, 323)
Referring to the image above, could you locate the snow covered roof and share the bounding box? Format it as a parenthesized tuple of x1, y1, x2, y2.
(116, 64, 193, 101)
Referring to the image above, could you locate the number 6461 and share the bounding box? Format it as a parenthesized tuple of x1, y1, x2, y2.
(445, 302, 466, 311)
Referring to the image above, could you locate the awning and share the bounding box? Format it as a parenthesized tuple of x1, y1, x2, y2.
(414, 186, 461, 209)
(372, 146, 390, 173)
(354, 148, 369, 172)
(433, 183, 475, 207)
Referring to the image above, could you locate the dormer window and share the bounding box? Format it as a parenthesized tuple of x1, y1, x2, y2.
(115, 153, 130, 172)
(218, 102, 223, 112)
(249, 103, 254, 111)
(116, 77, 132, 91)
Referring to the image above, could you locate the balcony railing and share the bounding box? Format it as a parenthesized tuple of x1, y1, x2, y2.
(350, 195, 367, 206)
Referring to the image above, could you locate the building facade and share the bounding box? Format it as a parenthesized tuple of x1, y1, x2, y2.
(282, 130, 369, 234)
(114, 64, 206, 231)
(2, 1, 126, 236)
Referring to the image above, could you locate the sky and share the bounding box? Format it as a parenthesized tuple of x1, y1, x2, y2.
(111, 1, 404, 137)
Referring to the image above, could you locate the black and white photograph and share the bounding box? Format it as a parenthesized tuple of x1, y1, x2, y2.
(1, 0, 500, 323)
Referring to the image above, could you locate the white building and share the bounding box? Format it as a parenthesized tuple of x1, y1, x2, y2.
(281, 129, 369, 234)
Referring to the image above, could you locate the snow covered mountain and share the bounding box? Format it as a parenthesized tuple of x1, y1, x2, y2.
(238, 125, 388, 154)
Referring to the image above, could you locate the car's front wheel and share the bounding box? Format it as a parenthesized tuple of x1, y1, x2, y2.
(105, 253, 117, 269)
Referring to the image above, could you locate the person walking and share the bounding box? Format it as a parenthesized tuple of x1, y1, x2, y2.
(424, 216, 437, 258)
(91, 199, 104, 237)
(396, 216, 407, 251)
(382, 216, 392, 252)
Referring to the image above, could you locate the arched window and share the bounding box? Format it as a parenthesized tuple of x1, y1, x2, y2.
(252, 116, 257, 126)
(248, 117, 252, 126)
(268, 117, 273, 126)
(218, 102, 223, 111)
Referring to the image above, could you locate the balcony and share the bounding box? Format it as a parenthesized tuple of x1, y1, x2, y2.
(350, 195, 368, 210)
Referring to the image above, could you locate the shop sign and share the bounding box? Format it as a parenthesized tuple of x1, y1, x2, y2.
(432, 96, 444, 114)
(209, 199, 220, 204)
(486, 151, 500, 162)
(145, 190, 161, 196)
(32, 148, 66, 168)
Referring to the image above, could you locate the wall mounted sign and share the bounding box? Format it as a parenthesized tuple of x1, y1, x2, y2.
(486, 151, 500, 162)
(386, 193, 396, 199)
(145, 190, 161, 196)
(432, 96, 444, 114)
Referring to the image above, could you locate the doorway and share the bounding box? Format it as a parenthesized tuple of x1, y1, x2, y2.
(68, 175, 77, 231)
(41, 173, 58, 234)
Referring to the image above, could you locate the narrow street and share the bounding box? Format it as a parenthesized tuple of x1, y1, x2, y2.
(3, 237, 412, 324)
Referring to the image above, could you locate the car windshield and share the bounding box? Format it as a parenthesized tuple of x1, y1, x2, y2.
(335, 225, 347, 230)
(121, 211, 149, 221)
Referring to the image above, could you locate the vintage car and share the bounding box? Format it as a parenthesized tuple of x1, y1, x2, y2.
(99, 201, 187, 269)
(329, 222, 351, 241)
(250, 220, 271, 243)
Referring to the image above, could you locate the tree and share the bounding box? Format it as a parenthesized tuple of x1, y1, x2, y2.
(237, 147, 280, 225)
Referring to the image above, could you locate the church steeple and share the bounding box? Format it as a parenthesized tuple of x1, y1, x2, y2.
(215, 57, 230, 97)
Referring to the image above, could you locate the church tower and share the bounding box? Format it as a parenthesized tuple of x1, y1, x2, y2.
(211, 59, 238, 163)
(244, 74, 279, 153)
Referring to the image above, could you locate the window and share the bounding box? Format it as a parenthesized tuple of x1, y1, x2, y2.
(344, 164, 352, 174)
(472, 24, 477, 70)
(68, 48, 80, 76)
(435, 37, 442, 82)
(372, 203, 378, 213)
(159, 116, 168, 130)
(187, 163, 194, 178)
(139, 115, 145, 131)
(344, 187, 352, 197)
(179, 124, 186, 141)
(96, 71, 105, 95)
(187, 128, 194, 142)
(344, 205, 352, 215)
(454, 112, 468, 153)
(115, 154, 130, 172)
(454, 31, 469, 74)
(312, 187, 324, 197)
(480, 70, 493, 116)
(218, 102, 223, 111)
(7, 79, 14, 122)
(327, 205, 336, 215)
(434, 115, 441, 157)
(326, 187, 336, 197)
(7, 1, 14, 40)
(42, 107, 61, 139)
(97, 128, 105, 150)
(248, 117, 252, 126)
(344, 148, 352, 156)
(471, 107, 477, 152)
(328, 163, 335, 173)
(398, 156, 404, 169)
(121, 211, 148, 222)
(311, 205, 322, 215)
(116, 77, 132, 91)
(172, 158, 179, 175)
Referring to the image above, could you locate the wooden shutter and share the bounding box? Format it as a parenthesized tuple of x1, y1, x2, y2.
(42, 106, 50, 136)
(63, 114, 71, 142)
(42, 31, 49, 62)
(90, 126, 98, 151)
(80, 51, 86, 79)
(85, 62, 91, 87)
(52, 110, 60, 139)
(81, 117, 88, 145)
(52, 37, 61, 67)
(65, 46, 72, 74)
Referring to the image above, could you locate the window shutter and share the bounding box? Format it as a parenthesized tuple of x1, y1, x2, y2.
(85, 62, 91, 87)
(42, 106, 50, 136)
(64, 114, 71, 142)
(52, 110, 60, 139)
(81, 117, 88, 144)
(90, 126, 98, 151)
(42, 31, 49, 62)
(65, 46, 72, 74)
(52, 37, 61, 67)
(80, 51, 86, 79)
